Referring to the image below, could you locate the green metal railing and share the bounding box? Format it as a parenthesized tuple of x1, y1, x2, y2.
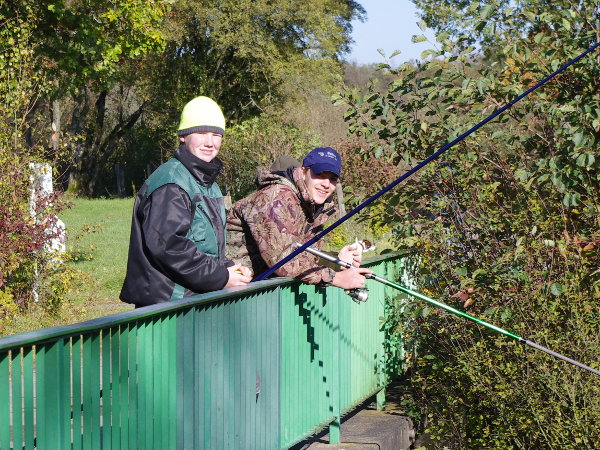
(0, 253, 410, 450)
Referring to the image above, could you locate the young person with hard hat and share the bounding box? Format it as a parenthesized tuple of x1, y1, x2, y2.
(120, 97, 252, 307)
(227, 147, 372, 290)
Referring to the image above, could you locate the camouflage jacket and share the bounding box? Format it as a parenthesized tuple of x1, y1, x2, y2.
(227, 167, 338, 285)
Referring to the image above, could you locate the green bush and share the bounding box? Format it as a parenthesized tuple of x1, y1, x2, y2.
(336, 2, 599, 445)
(0, 9, 78, 333)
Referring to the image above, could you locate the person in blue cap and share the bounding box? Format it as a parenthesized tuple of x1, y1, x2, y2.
(120, 96, 252, 307)
(227, 147, 372, 289)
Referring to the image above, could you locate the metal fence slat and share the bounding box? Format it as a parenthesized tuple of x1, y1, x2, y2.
(101, 330, 112, 447)
(22, 348, 34, 450)
(0, 351, 9, 450)
(72, 336, 83, 450)
(126, 323, 137, 450)
(10, 350, 23, 450)
(109, 327, 121, 448)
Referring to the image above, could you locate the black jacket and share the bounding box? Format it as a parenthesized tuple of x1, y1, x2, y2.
(120, 147, 232, 306)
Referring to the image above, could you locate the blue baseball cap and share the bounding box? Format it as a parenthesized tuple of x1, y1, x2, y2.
(302, 147, 341, 177)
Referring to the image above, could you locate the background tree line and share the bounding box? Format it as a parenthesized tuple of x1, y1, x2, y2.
(2, 0, 369, 196)
(0, 0, 371, 319)
(2, 0, 599, 446)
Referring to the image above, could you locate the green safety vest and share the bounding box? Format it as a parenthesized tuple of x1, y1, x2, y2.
(144, 157, 226, 299)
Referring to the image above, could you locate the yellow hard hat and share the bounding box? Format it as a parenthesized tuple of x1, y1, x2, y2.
(177, 96, 225, 136)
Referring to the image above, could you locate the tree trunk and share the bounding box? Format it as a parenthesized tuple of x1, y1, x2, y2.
(85, 100, 148, 195)
(50, 99, 60, 154)
(66, 89, 91, 193)
(336, 182, 346, 216)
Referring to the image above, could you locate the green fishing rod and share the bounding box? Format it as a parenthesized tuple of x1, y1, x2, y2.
(300, 245, 600, 377)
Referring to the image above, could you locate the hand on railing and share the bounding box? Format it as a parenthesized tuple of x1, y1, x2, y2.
(225, 264, 252, 288)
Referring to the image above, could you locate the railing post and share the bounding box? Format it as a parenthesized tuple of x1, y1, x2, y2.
(328, 288, 341, 444)
(376, 259, 390, 411)
(376, 387, 386, 411)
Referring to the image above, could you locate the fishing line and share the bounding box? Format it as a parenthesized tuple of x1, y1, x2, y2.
(254, 40, 600, 281)
(302, 245, 600, 377)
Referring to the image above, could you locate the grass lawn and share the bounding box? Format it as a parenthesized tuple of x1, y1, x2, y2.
(3, 197, 136, 336)
(60, 196, 135, 317)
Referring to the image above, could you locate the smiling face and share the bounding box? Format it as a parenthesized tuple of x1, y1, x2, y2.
(302, 167, 338, 204)
(180, 131, 223, 163)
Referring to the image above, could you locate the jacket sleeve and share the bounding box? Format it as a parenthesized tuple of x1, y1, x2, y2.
(140, 184, 230, 292)
(246, 187, 335, 285)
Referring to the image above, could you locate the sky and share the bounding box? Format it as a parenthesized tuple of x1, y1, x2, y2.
(347, 0, 433, 66)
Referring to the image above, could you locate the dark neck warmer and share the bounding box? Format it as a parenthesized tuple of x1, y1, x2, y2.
(174, 146, 223, 187)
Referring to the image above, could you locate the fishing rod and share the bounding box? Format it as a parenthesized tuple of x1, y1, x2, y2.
(301, 244, 600, 377)
(254, 41, 600, 282)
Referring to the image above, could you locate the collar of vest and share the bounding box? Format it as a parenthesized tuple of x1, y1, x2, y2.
(174, 146, 223, 186)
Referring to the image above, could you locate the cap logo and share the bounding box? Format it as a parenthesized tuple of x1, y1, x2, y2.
(318, 151, 337, 159)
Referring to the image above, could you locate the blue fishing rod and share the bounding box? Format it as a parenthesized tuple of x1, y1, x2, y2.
(254, 40, 600, 282)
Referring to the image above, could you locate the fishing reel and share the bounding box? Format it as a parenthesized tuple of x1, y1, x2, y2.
(346, 287, 369, 303)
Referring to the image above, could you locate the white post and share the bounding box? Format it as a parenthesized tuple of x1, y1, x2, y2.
(29, 163, 66, 302)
